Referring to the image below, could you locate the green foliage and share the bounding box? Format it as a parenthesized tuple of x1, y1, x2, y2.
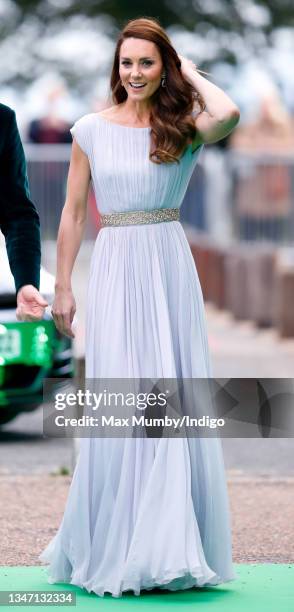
(50, 465, 71, 476)
(1, 1, 293, 89)
(10, 0, 294, 30)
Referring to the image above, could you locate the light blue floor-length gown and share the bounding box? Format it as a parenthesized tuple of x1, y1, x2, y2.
(39, 112, 237, 597)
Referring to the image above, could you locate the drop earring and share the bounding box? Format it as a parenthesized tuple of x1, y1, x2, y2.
(161, 72, 166, 87)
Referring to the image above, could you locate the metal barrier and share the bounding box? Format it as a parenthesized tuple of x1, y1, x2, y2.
(25, 145, 70, 240)
(24, 144, 294, 245)
(23, 144, 221, 241)
(228, 150, 294, 245)
(24, 144, 98, 241)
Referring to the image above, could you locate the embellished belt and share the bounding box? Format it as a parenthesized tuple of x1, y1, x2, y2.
(100, 208, 180, 227)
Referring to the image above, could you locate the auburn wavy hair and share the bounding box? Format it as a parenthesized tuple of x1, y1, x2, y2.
(110, 16, 206, 164)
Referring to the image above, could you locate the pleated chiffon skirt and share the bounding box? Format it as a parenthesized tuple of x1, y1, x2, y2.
(39, 221, 236, 597)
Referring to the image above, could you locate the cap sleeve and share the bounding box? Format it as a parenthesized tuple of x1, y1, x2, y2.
(191, 142, 204, 155)
(70, 114, 93, 156)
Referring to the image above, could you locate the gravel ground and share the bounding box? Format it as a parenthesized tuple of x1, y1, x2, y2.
(0, 474, 293, 566)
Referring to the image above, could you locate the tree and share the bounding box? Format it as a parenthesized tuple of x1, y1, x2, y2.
(0, 0, 293, 90)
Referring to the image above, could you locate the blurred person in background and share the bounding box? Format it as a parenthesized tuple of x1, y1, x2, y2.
(39, 16, 240, 598)
(28, 85, 72, 144)
(26, 83, 73, 240)
(0, 103, 47, 320)
(229, 89, 294, 241)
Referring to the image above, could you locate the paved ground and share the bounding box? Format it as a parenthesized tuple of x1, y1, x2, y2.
(207, 302, 294, 378)
(1, 405, 293, 477)
(0, 409, 73, 475)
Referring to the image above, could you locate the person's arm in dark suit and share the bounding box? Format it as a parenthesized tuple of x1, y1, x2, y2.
(0, 105, 47, 318)
(0, 108, 41, 292)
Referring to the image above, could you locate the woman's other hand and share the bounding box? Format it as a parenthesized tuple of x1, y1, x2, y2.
(51, 288, 76, 338)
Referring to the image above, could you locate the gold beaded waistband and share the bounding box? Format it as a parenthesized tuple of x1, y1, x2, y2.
(100, 208, 180, 227)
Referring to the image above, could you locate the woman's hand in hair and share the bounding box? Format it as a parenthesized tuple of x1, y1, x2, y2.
(178, 55, 198, 81)
(178, 54, 210, 82)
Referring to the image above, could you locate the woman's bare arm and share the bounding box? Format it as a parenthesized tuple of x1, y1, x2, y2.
(52, 139, 91, 337)
(179, 55, 240, 147)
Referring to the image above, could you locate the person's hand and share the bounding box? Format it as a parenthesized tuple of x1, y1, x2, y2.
(51, 288, 76, 338)
(178, 54, 198, 81)
(16, 285, 48, 321)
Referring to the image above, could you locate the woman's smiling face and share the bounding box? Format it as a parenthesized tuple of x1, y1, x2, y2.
(119, 37, 164, 100)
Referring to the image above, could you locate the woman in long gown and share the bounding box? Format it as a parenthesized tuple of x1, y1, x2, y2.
(39, 17, 240, 598)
